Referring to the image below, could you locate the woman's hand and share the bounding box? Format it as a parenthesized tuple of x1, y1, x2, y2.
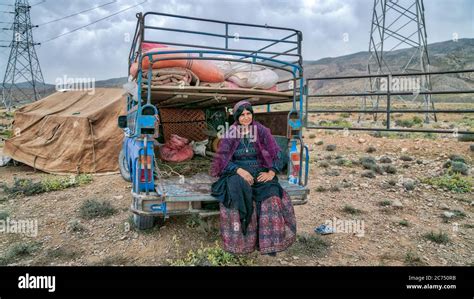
(237, 168, 254, 185)
(257, 170, 275, 183)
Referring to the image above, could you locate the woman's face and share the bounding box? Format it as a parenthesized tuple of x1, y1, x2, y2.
(238, 108, 253, 126)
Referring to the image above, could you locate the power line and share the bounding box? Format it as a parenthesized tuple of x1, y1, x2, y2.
(41, 0, 147, 44)
(36, 0, 116, 27)
(30, 0, 45, 6)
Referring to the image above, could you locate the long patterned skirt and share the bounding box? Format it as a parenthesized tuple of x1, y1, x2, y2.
(219, 190, 297, 254)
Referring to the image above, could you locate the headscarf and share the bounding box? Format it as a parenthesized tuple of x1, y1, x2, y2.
(233, 100, 253, 123)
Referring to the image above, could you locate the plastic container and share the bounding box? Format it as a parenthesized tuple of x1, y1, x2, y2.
(288, 140, 300, 185)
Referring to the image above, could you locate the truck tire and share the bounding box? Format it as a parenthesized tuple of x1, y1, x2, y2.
(119, 148, 131, 182)
(133, 214, 155, 230)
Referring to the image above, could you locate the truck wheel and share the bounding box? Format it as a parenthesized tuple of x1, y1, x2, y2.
(133, 214, 155, 230)
(119, 148, 131, 182)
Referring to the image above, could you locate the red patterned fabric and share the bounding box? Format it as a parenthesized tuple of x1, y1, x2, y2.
(219, 190, 296, 254)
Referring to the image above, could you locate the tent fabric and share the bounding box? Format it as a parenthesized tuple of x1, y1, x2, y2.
(4, 88, 126, 174)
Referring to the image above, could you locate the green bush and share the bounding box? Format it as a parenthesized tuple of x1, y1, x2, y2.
(366, 146, 377, 153)
(404, 251, 425, 266)
(0, 174, 93, 198)
(79, 199, 117, 219)
(449, 161, 469, 175)
(395, 119, 414, 128)
(400, 155, 413, 162)
(379, 200, 392, 207)
(319, 119, 352, 128)
(319, 161, 330, 168)
(167, 242, 254, 266)
(340, 113, 351, 118)
(0, 210, 9, 220)
(315, 186, 327, 192)
(360, 156, 376, 167)
(398, 219, 409, 227)
(449, 155, 467, 164)
(423, 174, 472, 193)
(412, 116, 423, 125)
(361, 170, 376, 178)
(288, 233, 329, 258)
(457, 134, 474, 142)
(342, 205, 362, 215)
(0, 242, 42, 265)
(423, 231, 450, 244)
(382, 165, 397, 174)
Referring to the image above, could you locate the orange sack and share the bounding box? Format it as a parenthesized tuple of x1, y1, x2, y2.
(130, 47, 224, 83)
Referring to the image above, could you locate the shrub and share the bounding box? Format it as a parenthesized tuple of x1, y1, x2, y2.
(0, 242, 42, 265)
(167, 242, 255, 266)
(448, 155, 467, 164)
(325, 144, 337, 152)
(315, 186, 327, 192)
(398, 219, 409, 227)
(403, 180, 416, 191)
(379, 156, 392, 164)
(423, 231, 450, 244)
(423, 174, 472, 193)
(342, 205, 362, 215)
(340, 113, 351, 118)
(324, 169, 340, 177)
(388, 179, 397, 186)
(412, 116, 423, 125)
(378, 200, 392, 207)
(404, 251, 424, 266)
(319, 161, 330, 168)
(361, 170, 376, 178)
(382, 165, 397, 174)
(288, 233, 329, 258)
(366, 146, 377, 153)
(400, 155, 413, 162)
(0, 174, 93, 198)
(395, 119, 414, 128)
(360, 156, 378, 171)
(79, 199, 117, 219)
(449, 161, 469, 175)
(0, 210, 9, 220)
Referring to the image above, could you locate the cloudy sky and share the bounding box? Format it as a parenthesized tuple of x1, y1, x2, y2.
(0, 0, 472, 83)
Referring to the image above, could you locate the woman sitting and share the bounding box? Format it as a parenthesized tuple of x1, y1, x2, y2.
(210, 100, 297, 255)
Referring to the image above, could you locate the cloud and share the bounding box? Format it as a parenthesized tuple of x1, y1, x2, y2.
(0, 0, 472, 83)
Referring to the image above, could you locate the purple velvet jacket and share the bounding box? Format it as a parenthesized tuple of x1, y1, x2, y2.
(210, 121, 280, 177)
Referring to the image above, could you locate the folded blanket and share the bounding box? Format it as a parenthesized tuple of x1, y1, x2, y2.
(143, 67, 200, 86)
(199, 81, 240, 89)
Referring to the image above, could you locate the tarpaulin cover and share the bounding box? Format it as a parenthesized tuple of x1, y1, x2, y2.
(4, 88, 126, 174)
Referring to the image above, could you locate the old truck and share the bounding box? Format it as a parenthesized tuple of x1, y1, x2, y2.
(118, 11, 310, 230)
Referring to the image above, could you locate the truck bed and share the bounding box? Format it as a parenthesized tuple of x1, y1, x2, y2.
(157, 173, 309, 205)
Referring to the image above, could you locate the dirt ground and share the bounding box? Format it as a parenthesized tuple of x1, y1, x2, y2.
(0, 130, 472, 266)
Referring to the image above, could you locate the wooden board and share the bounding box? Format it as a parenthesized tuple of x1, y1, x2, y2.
(141, 85, 296, 109)
(159, 173, 309, 202)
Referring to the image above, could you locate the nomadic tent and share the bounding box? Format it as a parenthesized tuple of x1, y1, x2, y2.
(4, 88, 126, 174)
